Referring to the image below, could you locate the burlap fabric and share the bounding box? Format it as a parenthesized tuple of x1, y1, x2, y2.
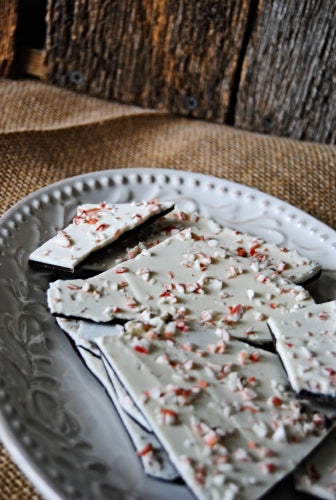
(0, 78, 335, 499)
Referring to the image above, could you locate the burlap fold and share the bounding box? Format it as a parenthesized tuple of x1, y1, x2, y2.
(0, 78, 335, 499)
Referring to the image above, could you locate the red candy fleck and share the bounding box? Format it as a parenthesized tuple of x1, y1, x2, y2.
(96, 223, 109, 231)
(259, 462, 276, 474)
(79, 207, 100, 215)
(242, 404, 259, 413)
(178, 211, 188, 221)
(268, 396, 283, 407)
(87, 217, 98, 224)
(203, 430, 219, 447)
(227, 304, 244, 320)
(249, 352, 260, 362)
(249, 243, 260, 256)
(115, 267, 128, 274)
(176, 321, 189, 332)
(160, 407, 178, 425)
(126, 297, 138, 308)
(237, 247, 247, 257)
(247, 376, 257, 385)
(66, 283, 82, 290)
(118, 281, 128, 288)
(160, 408, 177, 416)
(55, 230, 72, 248)
(133, 345, 149, 354)
(137, 443, 153, 456)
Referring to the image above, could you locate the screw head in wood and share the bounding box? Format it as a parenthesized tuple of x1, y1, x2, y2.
(184, 96, 199, 110)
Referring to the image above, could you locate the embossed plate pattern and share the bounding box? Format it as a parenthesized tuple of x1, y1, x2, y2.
(0, 168, 335, 500)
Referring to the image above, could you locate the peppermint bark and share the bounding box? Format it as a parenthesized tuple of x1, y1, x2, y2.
(48, 228, 314, 344)
(29, 201, 174, 271)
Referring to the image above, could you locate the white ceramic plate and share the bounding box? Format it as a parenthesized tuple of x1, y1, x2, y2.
(0, 168, 335, 500)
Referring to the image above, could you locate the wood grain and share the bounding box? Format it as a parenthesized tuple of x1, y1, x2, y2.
(45, 0, 252, 122)
(2, 0, 335, 143)
(0, 0, 19, 76)
(235, 0, 336, 144)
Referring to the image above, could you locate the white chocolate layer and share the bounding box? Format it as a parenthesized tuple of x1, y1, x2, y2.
(29, 201, 174, 270)
(83, 208, 321, 285)
(48, 228, 315, 344)
(97, 324, 330, 500)
(268, 300, 336, 399)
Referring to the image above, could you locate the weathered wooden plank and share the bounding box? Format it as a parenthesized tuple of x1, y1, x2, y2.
(0, 0, 19, 76)
(3, 0, 335, 144)
(19, 48, 47, 78)
(45, 0, 252, 122)
(235, 0, 336, 144)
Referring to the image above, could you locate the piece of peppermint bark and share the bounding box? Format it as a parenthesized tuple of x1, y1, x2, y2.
(55, 318, 178, 480)
(96, 324, 331, 500)
(268, 300, 336, 404)
(82, 207, 321, 285)
(79, 347, 179, 481)
(48, 228, 314, 344)
(56, 317, 152, 430)
(29, 201, 174, 271)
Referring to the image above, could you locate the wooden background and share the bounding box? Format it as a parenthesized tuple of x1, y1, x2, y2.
(1, 0, 335, 144)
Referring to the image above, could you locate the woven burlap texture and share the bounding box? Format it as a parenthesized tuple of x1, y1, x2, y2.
(0, 78, 335, 500)
(0, 448, 41, 500)
(1, 80, 336, 229)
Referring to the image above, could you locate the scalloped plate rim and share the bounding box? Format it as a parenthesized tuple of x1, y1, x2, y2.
(0, 167, 335, 500)
(1, 167, 335, 241)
